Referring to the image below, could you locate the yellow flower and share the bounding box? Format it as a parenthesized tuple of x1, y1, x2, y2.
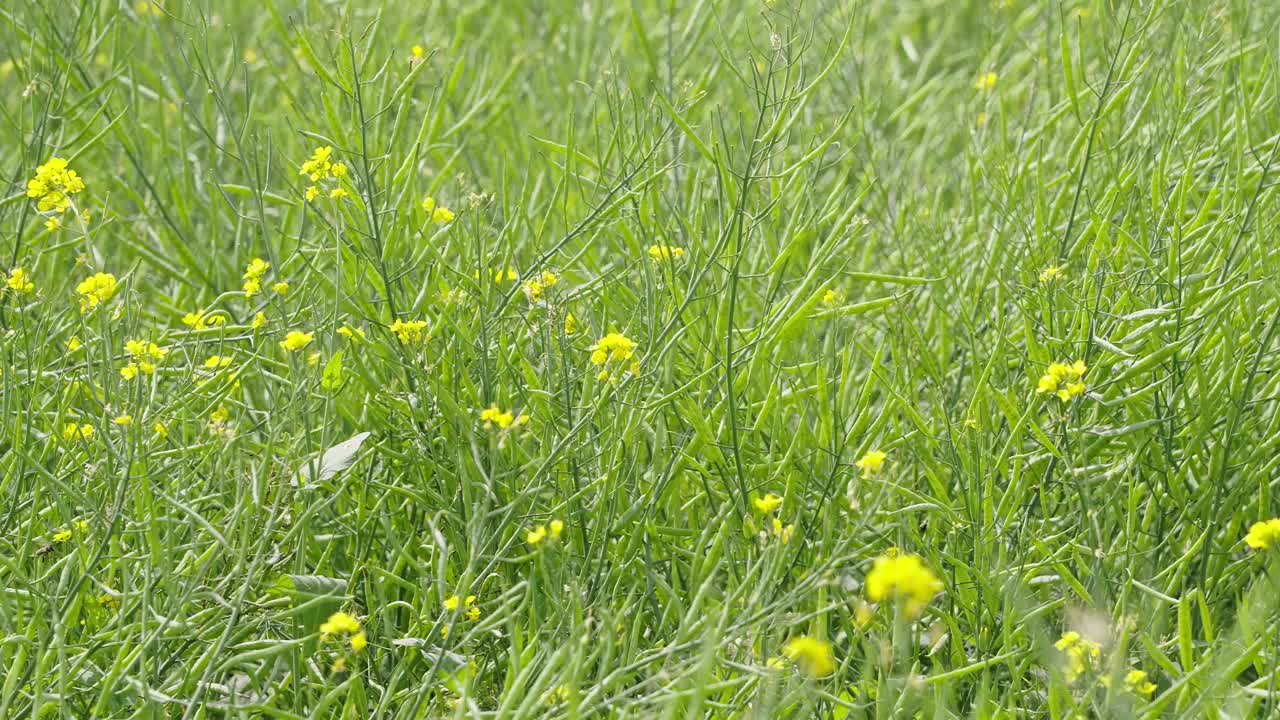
(153, 422, 169, 438)
(1036, 360, 1087, 401)
(856, 449, 887, 477)
(252, 311, 267, 329)
(821, 288, 845, 307)
(182, 309, 225, 330)
(319, 611, 360, 637)
(66, 337, 82, 351)
(329, 188, 348, 200)
(647, 244, 685, 262)
(114, 415, 133, 426)
(331, 163, 347, 179)
(307, 352, 322, 366)
(389, 319, 428, 343)
(752, 493, 783, 514)
(203, 355, 232, 369)
(564, 312, 578, 334)
(52, 530, 73, 543)
(432, 206, 455, 224)
(279, 330, 314, 352)
(420, 196, 436, 213)
(62, 423, 95, 442)
(526, 525, 548, 545)
(6, 267, 34, 294)
(544, 686, 571, 706)
(76, 272, 117, 312)
(27, 157, 86, 214)
(300, 146, 335, 182)
(473, 266, 518, 285)
(589, 332, 637, 365)
(1245, 518, 1280, 550)
(771, 517, 795, 543)
(349, 631, 367, 652)
(1122, 668, 1156, 697)
(305, 185, 319, 201)
(549, 519, 565, 539)
(782, 635, 834, 677)
(411, 45, 426, 59)
(1055, 631, 1102, 681)
(272, 281, 290, 294)
(865, 550, 942, 617)
(242, 258, 270, 296)
(975, 71, 998, 91)
(338, 324, 366, 343)
(522, 271, 560, 303)
(1038, 265, 1065, 283)
(120, 363, 139, 380)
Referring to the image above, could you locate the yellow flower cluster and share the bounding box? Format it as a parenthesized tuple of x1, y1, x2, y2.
(182, 309, 226, 330)
(319, 611, 367, 652)
(6, 267, 34, 294)
(856, 449, 887, 477)
(1038, 265, 1065, 283)
(62, 423, 95, 442)
(480, 404, 529, 430)
(1036, 360, 1086, 401)
(782, 635, 834, 677)
(1054, 631, 1101, 681)
(121, 339, 168, 379)
(51, 520, 90, 543)
(337, 325, 366, 342)
(526, 519, 564, 546)
(443, 594, 482, 620)
(388, 318, 428, 343)
(821, 288, 845, 307)
(76, 272, 117, 313)
(242, 258, 270, 296)
(521, 271, 559, 303)
(279, 330, 314, 352)
(27, 157, 85, 215)
(1245, 518, 1280, 550)
(590, 332, 640, 383)
(865, 550, 943, 617)
(1102, 668, 1157, 697)
(421, 196, 456, 224)
(647, 244, 685, 262)
(752, 493, 783, 514)
(300, 146, 348, 201)
(475, 266, 518, 285)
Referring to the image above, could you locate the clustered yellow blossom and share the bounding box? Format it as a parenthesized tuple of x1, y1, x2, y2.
(76, 272, 117, 313)
(1039, 265, 1065, 283)
(865, 550, 943, 617)
(1036, 360, 1087, 401)
(27, 157, 85, 216)
(563, 312, 578, 334)
(62, 423, 95, 442)
(822, 288, 845, 307)
(856, 449, 887, 477)
(252, 312, 268, 329)
(1100, 668, 1157, 697)
(526, 519, 565, 546)
(114, 415, 133, 426)
(242, 258, 270, 296)
(771, 517, 795, 543)
(975, 71, 998, 91)
(319, 611, 367, 653)
(522, 271, 559, 303)
(475, 266, 518, 285)
(51, 520, 89, 543)
(337, 324, 366, 343)
(121, 339, 168, 379)
(388, 318, 428, 343)
(543, 686, 571, 706)
(647, 244, 685, 262)
(421, 196, 456, 224)
(182, 309, 226, 330)
(300, 146, 348, 201)
(753, 493, 783, 514)
(589, 332, 639, 382)
(1055, 631, 1101, 682)
(443, 594, 481, 620)
(7, 268, 34, 294)
(1245, 518, 1280, 550)
(279, 330, 314, 352)
(782, 635, 834, 677)
(480, 404, 529, 430)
